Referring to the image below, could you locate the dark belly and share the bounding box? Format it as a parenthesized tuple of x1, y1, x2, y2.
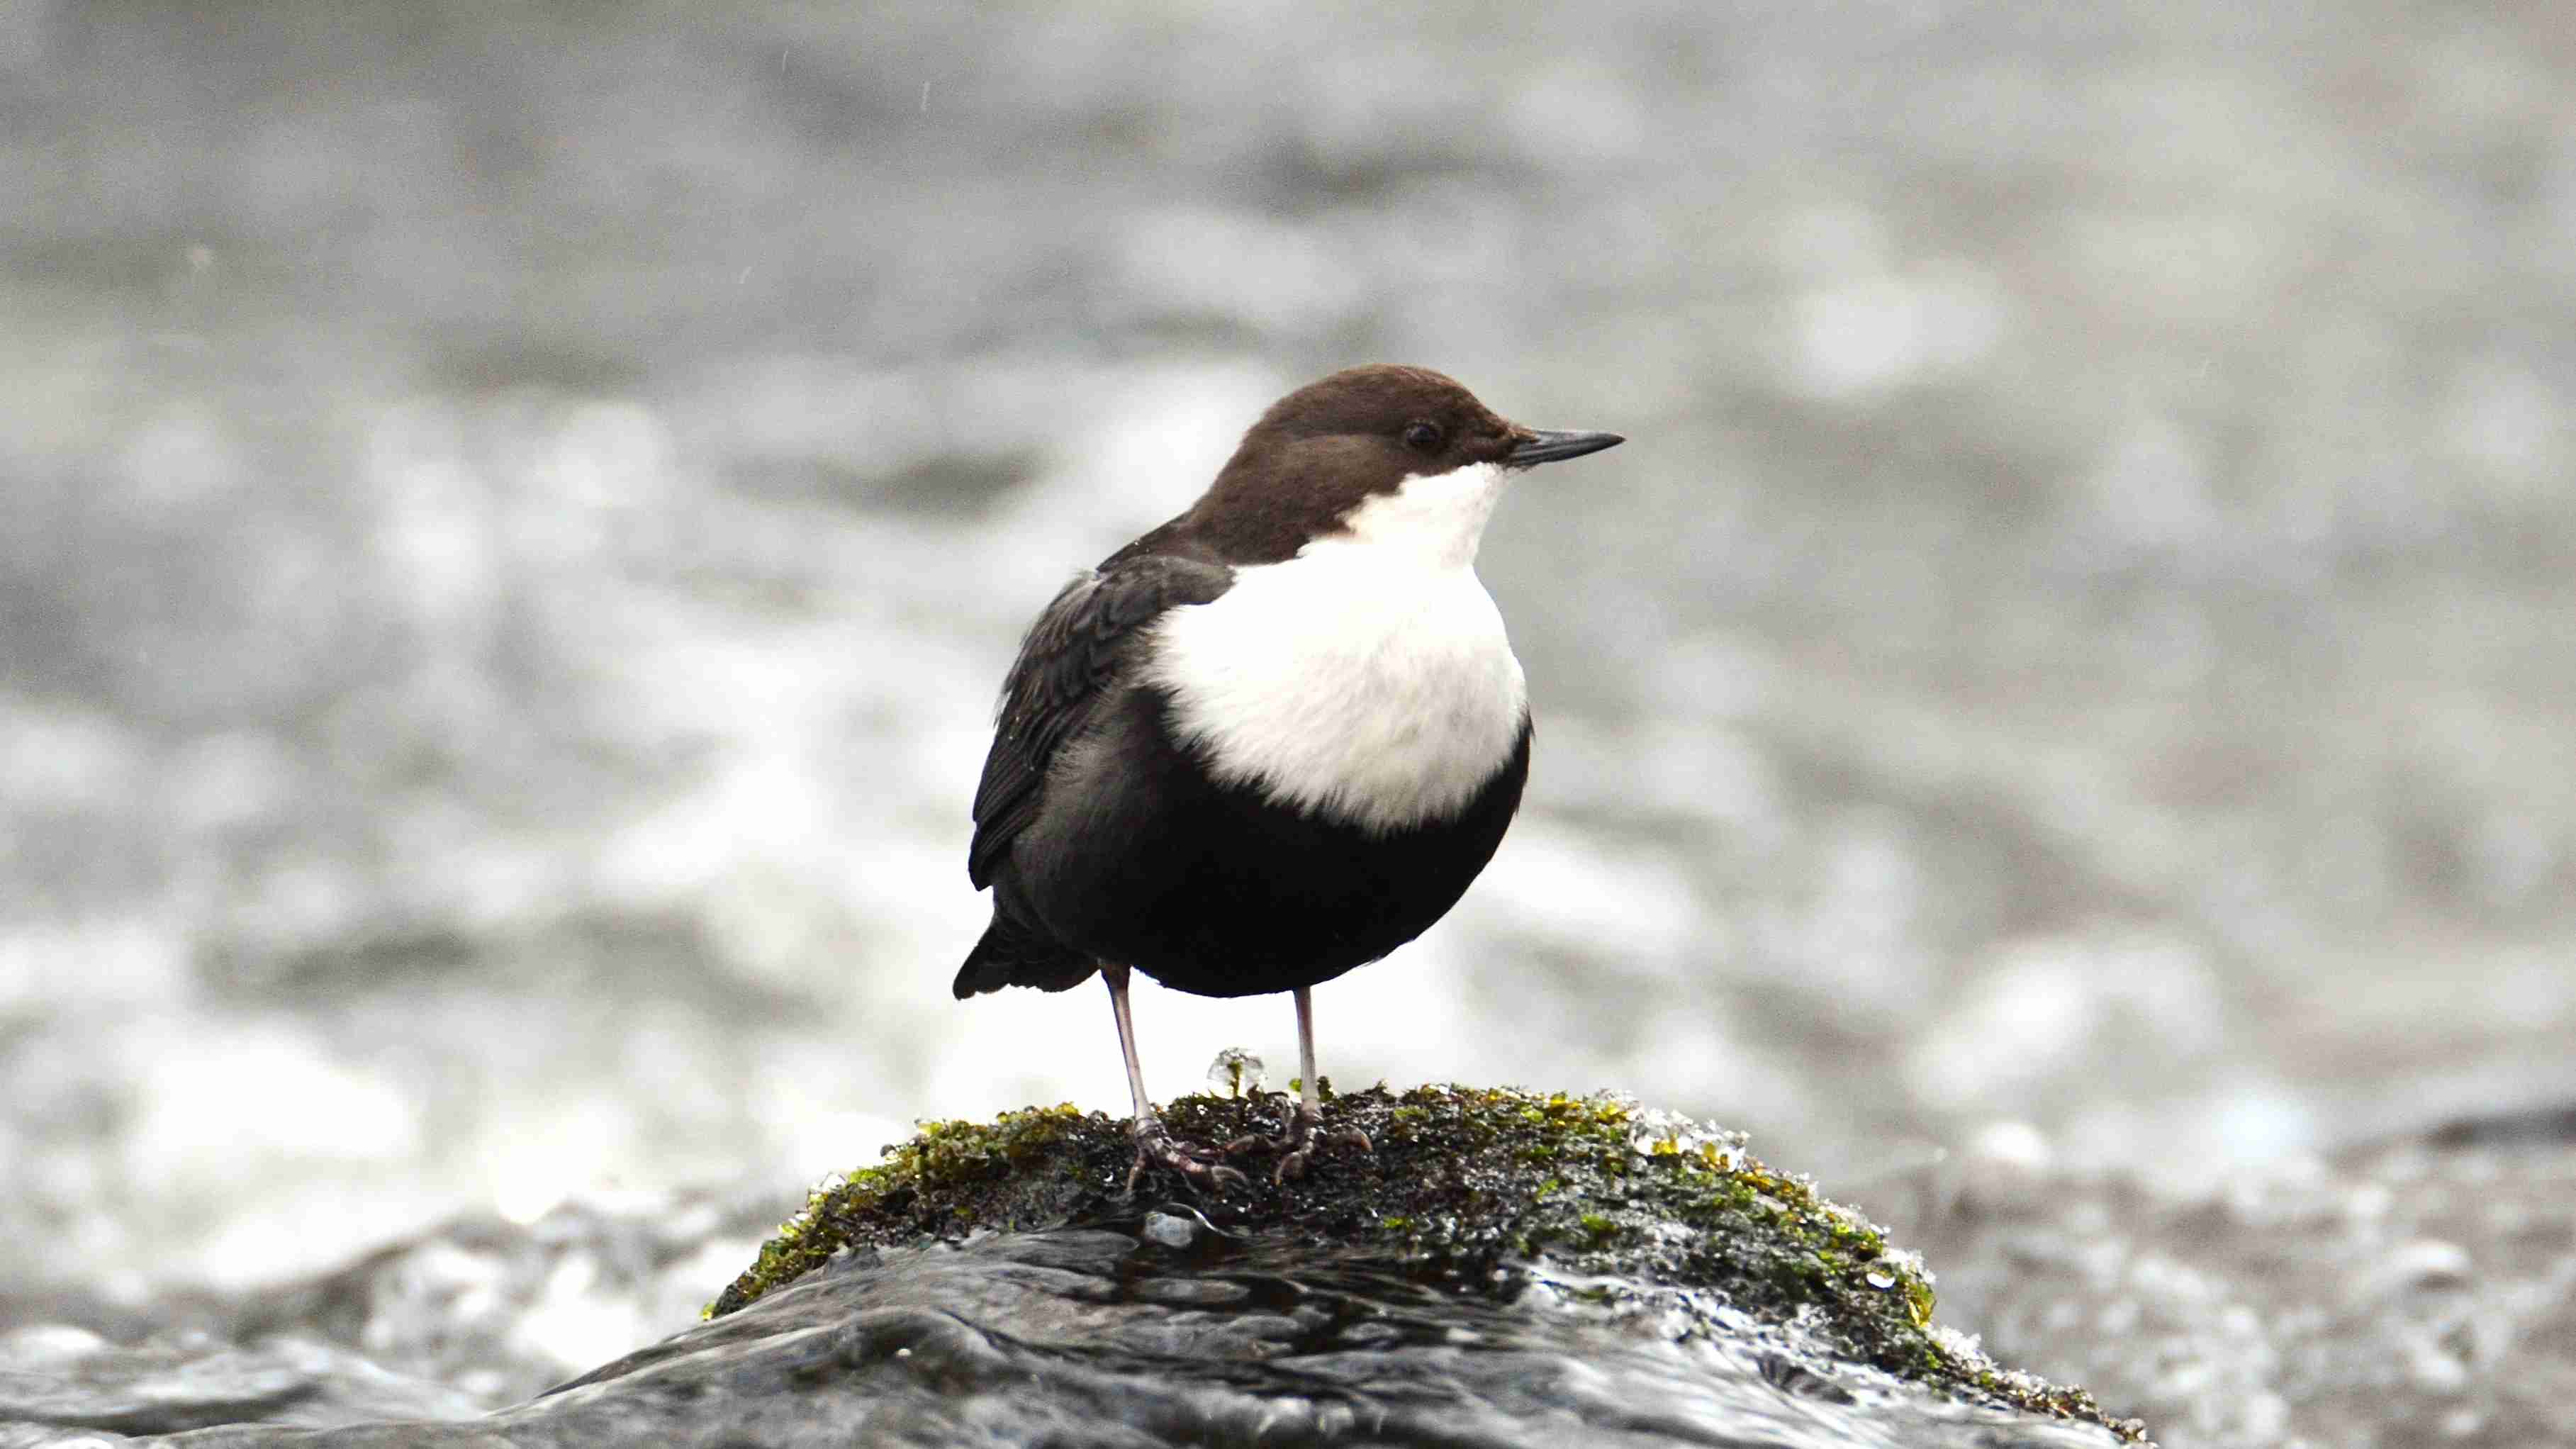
(1007, 687, 1531, 997)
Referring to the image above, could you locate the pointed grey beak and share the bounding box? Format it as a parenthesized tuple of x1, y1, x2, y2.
(1508, 429, 1625, 466)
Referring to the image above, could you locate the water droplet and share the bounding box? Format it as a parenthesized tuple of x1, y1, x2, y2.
(1141, 1212, 1197, 1249)
(1205, 1047, 1264, 1097)
(1866, 1270, 1897, 1290)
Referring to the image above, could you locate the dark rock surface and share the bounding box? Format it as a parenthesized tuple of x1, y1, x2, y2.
(0, 1088, 2139, 1447)
(6, 1215, 2120, 1449)
(18, 1098, 2568, 1448)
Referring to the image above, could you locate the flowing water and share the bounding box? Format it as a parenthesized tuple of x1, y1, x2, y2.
(3, 6, 2572, 1440)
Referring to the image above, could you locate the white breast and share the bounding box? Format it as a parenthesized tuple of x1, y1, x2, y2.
(1144, 463, 1529, 835)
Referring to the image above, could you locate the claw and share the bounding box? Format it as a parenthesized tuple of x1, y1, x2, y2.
(1125, 1114, 1249, 1196)
(1223, 1104, 1373, 1182)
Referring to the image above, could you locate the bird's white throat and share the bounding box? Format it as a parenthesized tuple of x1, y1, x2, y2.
(1333, 459, 1508, 570)
(1146, 462, 1528, 834)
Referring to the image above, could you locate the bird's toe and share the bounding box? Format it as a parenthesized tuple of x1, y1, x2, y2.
(1224, 1104, 1372, 1181)
(1126, 1115, 1248, 1197)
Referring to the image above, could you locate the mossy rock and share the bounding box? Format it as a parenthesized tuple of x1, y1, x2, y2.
(711, 1082, 2142, 1440)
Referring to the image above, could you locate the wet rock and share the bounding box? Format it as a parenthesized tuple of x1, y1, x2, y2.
(0, 1087, 2140, 1447)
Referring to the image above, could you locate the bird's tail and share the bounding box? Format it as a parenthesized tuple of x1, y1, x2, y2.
(953, 912, 1099, 998)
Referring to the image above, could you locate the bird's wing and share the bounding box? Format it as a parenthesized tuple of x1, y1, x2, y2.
(968, 552, 1232, 888)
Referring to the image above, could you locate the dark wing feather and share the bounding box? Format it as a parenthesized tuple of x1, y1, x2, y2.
(968, 554, 1231, 888)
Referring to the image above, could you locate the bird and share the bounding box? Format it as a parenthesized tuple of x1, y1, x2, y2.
(953, 364, 1623, 1188)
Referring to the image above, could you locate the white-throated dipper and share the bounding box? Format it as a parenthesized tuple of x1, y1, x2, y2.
(955, 364, 1623, 1188)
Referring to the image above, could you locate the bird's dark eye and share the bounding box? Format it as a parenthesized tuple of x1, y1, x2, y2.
(1403, 422, 1444, 452)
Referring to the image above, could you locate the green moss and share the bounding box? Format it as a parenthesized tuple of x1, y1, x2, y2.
(707, 1102, 1095, 1319)
(706, 1085, 2141, 1440)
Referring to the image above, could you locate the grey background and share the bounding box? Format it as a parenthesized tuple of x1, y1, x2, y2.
(4, 0, 2570, 1380)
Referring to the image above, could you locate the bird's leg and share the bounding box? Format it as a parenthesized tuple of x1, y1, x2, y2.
(1223, 986, 1372, 1181)
(1104, 963, 1245, 1195)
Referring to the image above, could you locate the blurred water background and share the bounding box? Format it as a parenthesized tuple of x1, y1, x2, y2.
(3, 0, 2571, 1332)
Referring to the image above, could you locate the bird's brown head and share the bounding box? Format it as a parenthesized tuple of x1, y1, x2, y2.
(1182, 365, 1623, 565)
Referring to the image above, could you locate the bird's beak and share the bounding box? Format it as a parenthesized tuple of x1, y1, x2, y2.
(1508, 429, 1625, 466)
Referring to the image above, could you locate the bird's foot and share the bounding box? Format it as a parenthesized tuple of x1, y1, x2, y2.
(1126, 1114, 1249, 1197)
(1223, 1102, 1372, 1182)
